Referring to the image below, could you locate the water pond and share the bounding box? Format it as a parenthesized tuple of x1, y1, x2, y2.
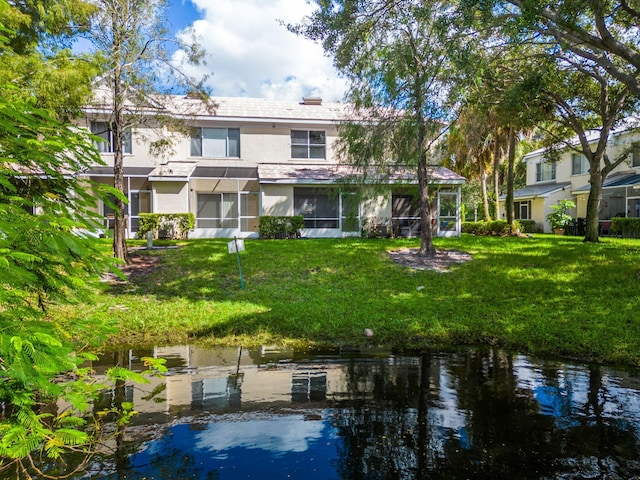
(70, 346, 640, 479)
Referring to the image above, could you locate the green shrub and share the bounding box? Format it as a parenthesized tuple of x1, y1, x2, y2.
(611, 217, 640, 238)
(259, 216, 303, 239)
(137, 213, 195, 240)
(517, 220, 539, 233)
(462, 220, 514, 236)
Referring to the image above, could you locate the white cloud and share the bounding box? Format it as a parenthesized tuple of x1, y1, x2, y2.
(175, 0, 347, 102)
(194, 416, 326, 454)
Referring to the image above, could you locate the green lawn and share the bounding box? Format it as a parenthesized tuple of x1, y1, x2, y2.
(54, 235, 640, 366)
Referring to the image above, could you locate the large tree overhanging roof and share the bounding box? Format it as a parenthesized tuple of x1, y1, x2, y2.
(523, 117, 640, 161)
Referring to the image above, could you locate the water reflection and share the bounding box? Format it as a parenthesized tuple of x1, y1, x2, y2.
(77, 347, 640, 479)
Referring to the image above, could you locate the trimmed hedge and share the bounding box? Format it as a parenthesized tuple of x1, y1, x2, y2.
(137, 213, 195, 240)
(462, 220, 529, 236)
(517, 220, 539, 234)
(611, 217, 640, 238)
(259, 216, 303, 239)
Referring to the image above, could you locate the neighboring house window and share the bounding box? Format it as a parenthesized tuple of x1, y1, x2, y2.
(90, 121, 132, 154)
(196, 193, 238, 228)
(514, 200, 531, 220)
(191, 128, 240, 157)
(632, 142, 640, 168)
(291, 130, 326, 159)
(536, 162, 556, 182)
(294, 187, 338, 228)
(572, 153, 589, 175)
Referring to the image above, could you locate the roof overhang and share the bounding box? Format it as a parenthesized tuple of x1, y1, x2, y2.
(257, 164, 465, 186)
(573, 172, 640, 194)
(148, 162, 197, 182)
(83, 167, 154, 177)
(505, 182, 572, 201)
(191, 166, 258, 180)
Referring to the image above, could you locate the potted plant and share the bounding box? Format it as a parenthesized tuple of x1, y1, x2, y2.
(546, 199, 575, 235)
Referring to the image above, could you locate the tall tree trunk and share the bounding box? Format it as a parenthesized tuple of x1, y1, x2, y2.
(584, 168, 603, 242)
(418, 153, 435, 257)
(493, 131, 502, 220)
(110, 9, 128, 262)
(481, 166, 491, 221)
(505, 125, 516, 232)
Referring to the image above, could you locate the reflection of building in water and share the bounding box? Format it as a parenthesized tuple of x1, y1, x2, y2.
(80, 346, 346, 417)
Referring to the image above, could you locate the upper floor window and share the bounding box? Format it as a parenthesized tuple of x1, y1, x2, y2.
(191, 128, 240, 157)
(536, 161, 556, 182)
(90, 121, 132, 154)
(291, 130, 326, 159)
(572, 153, 589, 175)
(632, 142, 640, 168)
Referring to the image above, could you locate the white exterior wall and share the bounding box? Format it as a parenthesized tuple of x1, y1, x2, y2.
(154, 182, 189, 213)
(526, 129, 640, 192)
(83, 97, 464, 239)
(361, 193, 392, 220)
(261, 185, 294, 216)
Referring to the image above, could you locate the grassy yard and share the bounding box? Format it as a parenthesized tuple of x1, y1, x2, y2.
(54, 235, 640, 366)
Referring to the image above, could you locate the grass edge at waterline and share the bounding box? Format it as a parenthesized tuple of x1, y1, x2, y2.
(53, 235, 640, 366)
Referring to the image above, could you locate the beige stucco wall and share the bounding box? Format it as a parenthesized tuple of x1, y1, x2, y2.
(361, 192, 392, 219)
(261, 185, 294, 216)
(153, 181, 189, 213)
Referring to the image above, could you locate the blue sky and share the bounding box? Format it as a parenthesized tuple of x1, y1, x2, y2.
(166, 0, 201, 34)
(166, 0, 346, 101)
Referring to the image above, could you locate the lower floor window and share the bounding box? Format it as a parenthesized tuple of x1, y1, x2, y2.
(294, 187, 338, 228)
(514, 201, 531, 220)
(197, 192, 238, 228)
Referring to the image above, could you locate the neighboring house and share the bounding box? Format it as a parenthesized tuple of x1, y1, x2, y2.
(500, 122, 640, 233)
(80, 95, 465, 239)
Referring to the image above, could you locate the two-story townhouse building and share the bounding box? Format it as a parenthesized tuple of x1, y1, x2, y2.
(501, 122, 640, 233)
(80, 95, 465, 239)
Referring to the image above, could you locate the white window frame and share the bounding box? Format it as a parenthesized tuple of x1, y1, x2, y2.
(514, 200, 531, 220)
(437, 191, 459, 237)
(191, 127, 240, 158)
(129, 190, 152, 233)
(240, 192, 259, 232)
(291, 130, 326, 159)
(572, 153, 589, 175)
(536, 162, 556, 182)
(294, 187, 339, 228)
(196, 192, 239, 228)
(340, 191, 361, 233)
(90, 121, 132, 154)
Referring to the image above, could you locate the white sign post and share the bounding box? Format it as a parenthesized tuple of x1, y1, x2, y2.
(228, 237, 246, 289)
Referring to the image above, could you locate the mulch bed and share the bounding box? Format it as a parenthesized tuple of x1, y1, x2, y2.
(388, 248, 473, 272)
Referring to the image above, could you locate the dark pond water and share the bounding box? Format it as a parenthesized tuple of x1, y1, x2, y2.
(64, 346, 640, 479)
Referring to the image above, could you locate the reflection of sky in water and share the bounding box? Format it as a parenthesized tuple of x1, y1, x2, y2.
(94, 349, 640, 479)
(195, 416, 326, 456)
(128, 414, 341, 479)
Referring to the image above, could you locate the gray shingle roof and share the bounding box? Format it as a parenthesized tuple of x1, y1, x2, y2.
(258, 164, 465, 185)
(573, 172, 640, 192)
(504, 182, 572, 200)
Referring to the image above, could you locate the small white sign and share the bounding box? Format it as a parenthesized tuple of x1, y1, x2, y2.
(227, 239, 245, 254)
